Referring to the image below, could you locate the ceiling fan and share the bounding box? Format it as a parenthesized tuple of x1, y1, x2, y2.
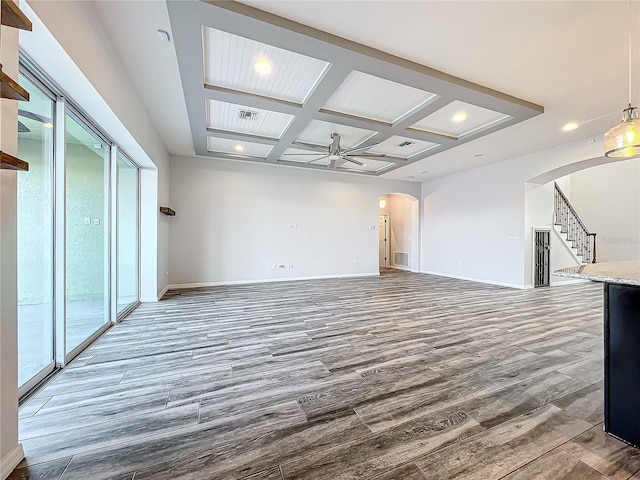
(283, 133, 386, 168)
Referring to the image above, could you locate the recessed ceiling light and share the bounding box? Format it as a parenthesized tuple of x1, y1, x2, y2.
(562, 122, 579, 131)
(254, 59, 272, 74)
(474, 153, 484, 157)
(42, 122, 53, 129)
(93, 143, 102, 149)
(452, 112, 467, 122)
(407, 175, 416, 179)
(361, 163, 367, 167)
(234, 144, 244, 152)
(421, 170, 429, 174)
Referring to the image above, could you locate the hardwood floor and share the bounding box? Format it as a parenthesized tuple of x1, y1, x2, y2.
(10, 270, 640, 479)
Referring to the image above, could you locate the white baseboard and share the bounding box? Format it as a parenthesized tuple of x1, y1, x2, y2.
(1, 443, 24, 480)
(140, 285, 170, 303)
(168, 272, 379, 290)
(389, 265, 412, 272)
(420, 270, 526, 289)
(157, 285, 170, 300)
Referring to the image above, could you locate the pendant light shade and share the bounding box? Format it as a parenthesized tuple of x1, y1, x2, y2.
(604, 104, 640, 158)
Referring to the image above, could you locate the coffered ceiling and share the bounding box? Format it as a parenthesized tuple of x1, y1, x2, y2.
(92, 1, 630, 182)
(167, 1, 543, 176)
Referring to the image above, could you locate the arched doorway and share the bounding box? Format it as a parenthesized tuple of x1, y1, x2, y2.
(378, 193, 420, 273)
(525, 156, 640, 287)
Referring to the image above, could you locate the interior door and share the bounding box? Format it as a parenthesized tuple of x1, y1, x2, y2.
(379, 214, 388, 268)
(534, 229, 551, 287)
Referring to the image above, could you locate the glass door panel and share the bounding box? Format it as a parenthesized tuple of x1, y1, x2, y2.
(65, 113, 110, 354)
(17, 74, 55, 387)
(116, 152, 138, 314)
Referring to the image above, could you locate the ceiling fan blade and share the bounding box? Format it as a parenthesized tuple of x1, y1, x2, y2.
(342, 142, 380, 154)
(291, 141, 329, 153)
(346, 153, 387, 158)
(342, 156, 364, 166)
(18, 109, 51, 124)
(18, 121, 31, 133)
(307, 155, 329, 164)
(282, 153, 329, 156)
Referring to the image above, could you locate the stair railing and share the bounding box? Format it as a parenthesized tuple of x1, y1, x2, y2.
(554, 182, 597, 263)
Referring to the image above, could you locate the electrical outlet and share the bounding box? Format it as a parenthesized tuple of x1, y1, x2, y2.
(84, 217, 91, 225)
(340, 260, 346, 267)
(287, 263, 294, 269)
(93, 218, 100, 225)
(271, 264, 277, 270)
(278, 264, 286, 269)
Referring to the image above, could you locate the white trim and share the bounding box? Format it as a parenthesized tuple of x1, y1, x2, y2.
(139, 296, 159, 303)
(54, 96, 67, 366)
(420, 270, 526, 289)
(389, 265, 412, 272)
(139, 285, 170, 303)
(158, 285, 170, 300)
(168, 272, 379, 290)
(1, 443, 24, 480)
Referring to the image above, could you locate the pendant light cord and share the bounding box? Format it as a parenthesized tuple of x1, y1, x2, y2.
(629, 0, 633, 106)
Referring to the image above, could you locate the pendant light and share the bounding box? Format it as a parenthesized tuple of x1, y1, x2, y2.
(604, 0, 640, 158)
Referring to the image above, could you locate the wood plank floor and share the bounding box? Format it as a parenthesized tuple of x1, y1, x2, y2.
(11, 270, 640, 480)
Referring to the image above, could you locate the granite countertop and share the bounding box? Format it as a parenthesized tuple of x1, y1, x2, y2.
(554, 261, 640, 286)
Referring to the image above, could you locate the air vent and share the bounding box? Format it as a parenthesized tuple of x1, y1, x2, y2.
(393, 251, 409, 267)
(397, 141, 414, 147)
(238, 109, 260, 121)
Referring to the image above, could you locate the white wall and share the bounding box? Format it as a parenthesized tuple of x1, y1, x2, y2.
(22, 0, 171, 299)
(422, 160, 526, 287)
(169, 157, 420, 286)
(421, 135, 606, 288)
(567, 159, 640, 262)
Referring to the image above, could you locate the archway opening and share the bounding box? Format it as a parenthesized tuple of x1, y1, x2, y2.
(525, 156, 640, 287)
(378, 193, 420, 273)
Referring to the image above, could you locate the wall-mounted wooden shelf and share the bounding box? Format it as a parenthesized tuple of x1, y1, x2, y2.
(1, 70, 29, 101)
(160, 207, 176, 216)
(1, 0, 32, 31)
(0, 151, 29, 171)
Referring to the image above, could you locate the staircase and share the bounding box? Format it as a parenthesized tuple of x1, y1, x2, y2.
(554, 182, 596, 264)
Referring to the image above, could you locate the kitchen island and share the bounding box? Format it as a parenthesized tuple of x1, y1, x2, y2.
(555, 261, 640, 448)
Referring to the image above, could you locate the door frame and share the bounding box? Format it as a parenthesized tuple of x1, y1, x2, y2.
(533, 227, 551, 287)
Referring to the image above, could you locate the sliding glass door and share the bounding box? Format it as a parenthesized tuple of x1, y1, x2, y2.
(116, 152, 139, 315)
(64, 112, 110, 355)
(16, 74, 55, 390)
(16, 62, 142, 395)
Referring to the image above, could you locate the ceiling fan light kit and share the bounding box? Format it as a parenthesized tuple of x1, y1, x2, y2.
(604, 0, 640, 158)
